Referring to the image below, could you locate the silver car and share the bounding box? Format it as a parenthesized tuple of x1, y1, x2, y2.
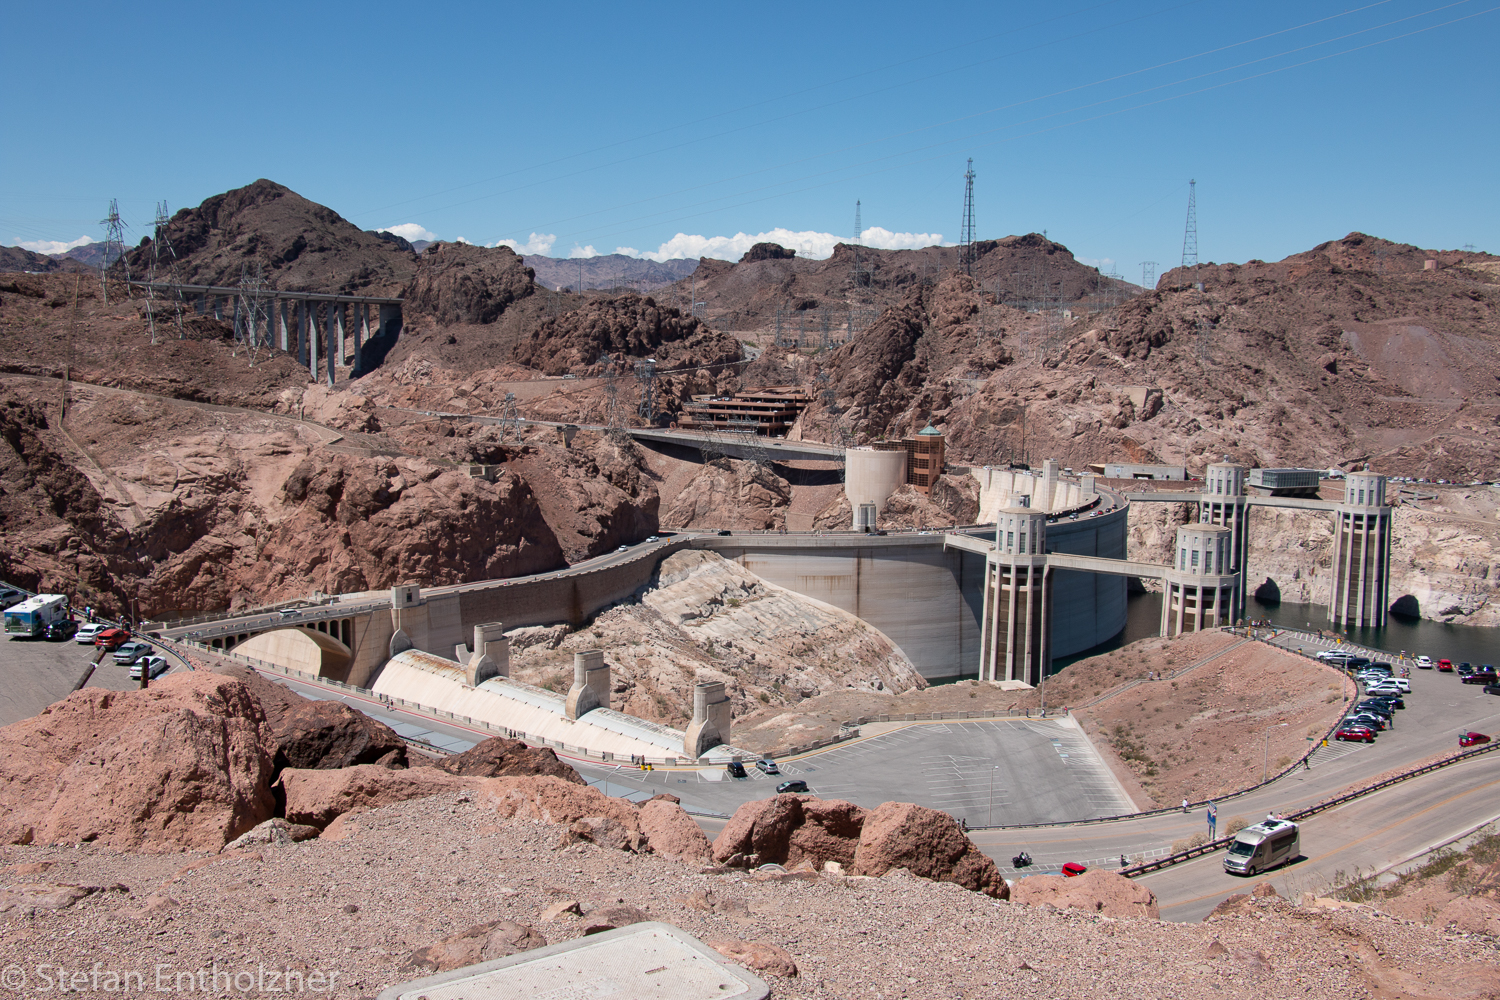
(130, 655, 170, 680)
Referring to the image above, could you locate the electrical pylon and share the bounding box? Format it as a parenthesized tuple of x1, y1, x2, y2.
(959, 159, 977, 277)
(99, 199, 129, 303)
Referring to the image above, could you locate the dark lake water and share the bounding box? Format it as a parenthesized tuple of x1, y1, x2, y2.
(1054, 592, 1499, 672)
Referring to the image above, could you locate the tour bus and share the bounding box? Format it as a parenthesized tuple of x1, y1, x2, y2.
(4, 594, 68, 638)
(1223, 818, 1300, 876)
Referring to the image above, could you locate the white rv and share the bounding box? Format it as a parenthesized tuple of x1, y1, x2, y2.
(1223, 818, 1300, 876)
(4, 594, 68, 638)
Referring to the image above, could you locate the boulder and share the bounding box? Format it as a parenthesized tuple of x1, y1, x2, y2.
(427, 736, 582, 784)
(792, 798, 866, 870)
(403, 920, 546, 973)
(481, 775, 644, 832)
(582, 904, 649, 935)
(637, 799, 713, 861)
(280, 764, 474, 828)
(223, 817, 321, 851)
(558, 816, 646, 852)
(709, 938, 798, 978)
(738, 243, 796, 263)
(712, 795, 808, 867)
(0, 673, 277, 851)
(1010, 869, 1160, 919)
(852, 801, 1007, 899)
(216, 666, 407, 775)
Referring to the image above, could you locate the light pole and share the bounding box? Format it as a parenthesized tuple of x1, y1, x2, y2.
(1263, 722, 1289, 782)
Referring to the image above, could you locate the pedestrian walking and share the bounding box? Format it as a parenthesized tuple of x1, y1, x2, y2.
(1182, 798, 1189, 814)
(1207, 802, 1218, 839)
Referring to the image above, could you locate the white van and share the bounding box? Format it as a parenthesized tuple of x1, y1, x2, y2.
(1223, 818, 1300, 876)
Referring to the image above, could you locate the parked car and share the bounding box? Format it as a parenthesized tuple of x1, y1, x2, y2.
(44, 619, 78, 641)
(93, 628, 129, 650)
(725, 761, 747, 779)
(1437, 659, 1455, 672)
(1355, 701, 1394, 719)
(1317, 650, 1351, 662)
(74, 622, 106, 644)
(1456, 662, 1475, 676)
(129, 656, 170, 681)
(1367, 692, 1405, 709)
(1335, 725, 1377, 743)
(112, 641, 154, 664)
(1416, 655, 1434, 669)
(1460, 732, 1491, 748)
(1484, 684, 1500, 697)
(1370, 677, 1410, 693)
(1344, 713, 1387, 731)
(1061, 862, 1088, 877)
(776, 780, 809, 794)
(754, 759, 781, 775)
(1462, 668, 1498, 685)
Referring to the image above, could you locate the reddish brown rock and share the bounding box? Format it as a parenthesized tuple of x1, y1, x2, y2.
(0, 673, 276, 851)
(638, 798, 713, 862)
(216, 666, 407, 775)
(404, 242, 535, 326)
(662, 458, 791, 532)
(280, 764, 473, 828)
(791, 798, 867, 870)
(852, 801, 1007, 899)
(712, 795, 809, 866)
(1011, 869, 1160, 919)
(403, 919, 546, 973)
(558, 816, 646, 852)
(428, 736, 581, 783)
(708, 938, 799, 978)
(482, 775, 644, 832)
(581, 904, 649, 935)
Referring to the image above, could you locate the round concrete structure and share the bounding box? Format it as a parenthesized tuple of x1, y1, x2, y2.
(844, 447, 908, 516)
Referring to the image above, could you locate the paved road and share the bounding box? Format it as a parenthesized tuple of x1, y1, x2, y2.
(0, 635, 168, 726)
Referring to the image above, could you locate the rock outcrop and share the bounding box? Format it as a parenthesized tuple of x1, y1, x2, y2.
(1011, 868, 1161, 919)
(661, 458, 791, 531)
(426, 736, 582, 783)
(404, 242, 535, 325)
(712, 795, 1005, 898)
(0, 673, 277, 851)
(513, 292, 738, 377)
(280, 765, 474, 828)
(216, 666, 407, 775)
(852, 801, 1007, 898)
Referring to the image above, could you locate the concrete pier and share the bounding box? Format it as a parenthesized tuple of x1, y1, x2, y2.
(684, 680, 732, 757)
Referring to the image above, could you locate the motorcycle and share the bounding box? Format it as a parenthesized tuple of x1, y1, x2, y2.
(1012, 851, 1032, 867)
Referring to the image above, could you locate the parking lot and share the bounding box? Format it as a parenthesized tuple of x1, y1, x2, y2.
(0, 633, 181, 727)
(574, 717, 1137, 825)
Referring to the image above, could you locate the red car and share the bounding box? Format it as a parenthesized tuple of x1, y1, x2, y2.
(1437, 659, 1454, 672)
(1061, 862, 1087, 877)
(1336, 726, 1377, 743)
(1460, 732, 1491, 748)
(93, 628, 129, 649)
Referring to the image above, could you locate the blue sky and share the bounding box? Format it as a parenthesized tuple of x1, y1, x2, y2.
(3, 0, 1495, 278)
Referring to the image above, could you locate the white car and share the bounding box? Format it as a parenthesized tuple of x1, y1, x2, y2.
(75, 622, 106, 644)
(1415, 655, 1434, 669)
(130, 656, 170, 680)
(1368, 677, 1410, 693)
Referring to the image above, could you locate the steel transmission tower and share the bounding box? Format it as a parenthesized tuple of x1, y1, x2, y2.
(1140, 261, 1158, 290)
(959, 159, 977, 277)
(99, 199, 130, 303)
(146, 201, 185, 342)
(1181, 180, 1199, 284)
(851, 200, 866, 287)
(636, 358, 658, 425)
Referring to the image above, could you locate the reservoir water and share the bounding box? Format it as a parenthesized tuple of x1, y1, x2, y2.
(1056, 592, 1499, 672)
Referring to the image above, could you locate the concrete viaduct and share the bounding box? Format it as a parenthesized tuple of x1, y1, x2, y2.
(129, 281, 403, 385)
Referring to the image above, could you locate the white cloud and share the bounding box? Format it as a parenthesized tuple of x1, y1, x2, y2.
(613, 247, 639, 257)
(490, 232, 556, 255)
(1077, 256, 1116, 272)
(379, 223, 438, 243)
(455, 236, 472, 245)
(567, 244, 601, 259)
(17, 235, 93, 256)
(631, 226, 944, 262)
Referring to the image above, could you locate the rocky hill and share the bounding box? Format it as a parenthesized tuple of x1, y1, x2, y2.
(0, 246, 88, 273)
(523, 252, 698, 292)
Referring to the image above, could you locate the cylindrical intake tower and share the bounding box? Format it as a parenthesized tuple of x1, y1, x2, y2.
(979, 506, 1050, 685)
(1329, 471, 1391, 627)
(1199, 461, 1249, 607)
(1162, 524, 1240, 635)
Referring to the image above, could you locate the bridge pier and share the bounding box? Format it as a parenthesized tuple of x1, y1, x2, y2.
(1161, 524, 1240, 635)
(1329, 471, 1391, 628)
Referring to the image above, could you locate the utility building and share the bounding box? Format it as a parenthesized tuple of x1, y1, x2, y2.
(676, 386, 811, 436)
